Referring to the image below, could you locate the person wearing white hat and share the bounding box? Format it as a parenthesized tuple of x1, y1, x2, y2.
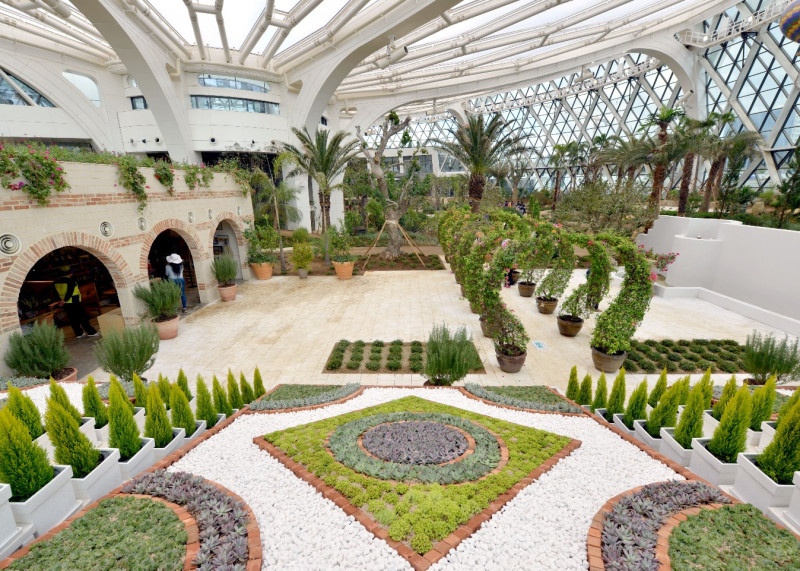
(165, 253, 187, 312)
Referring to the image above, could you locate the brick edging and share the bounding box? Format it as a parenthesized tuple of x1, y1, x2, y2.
(456, 386, 587, 417)
(253, 431, 581, 570)
(241, 385, 366, 415)
(653, 503, 728, 570)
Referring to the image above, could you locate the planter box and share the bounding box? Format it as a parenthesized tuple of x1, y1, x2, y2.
(79, 418, 98, 446)
(70, 448, 122, 502)
(689, 437, 739, 486)
(118, 438, 156, 481)
(209, 412, 226, 429)
(702, 410, 719, 438)
(595, 408, 609, 423)
(37, 418, 97, 462)
(10, 465, 80, 538)
(633, 420, 663, 453)
(183, 420, 206, 447)
(732, 453, 795, 514)
(660, 427, 693, 467)
(153, 428, 186, 463)
(757, 421, 777, 453)
(94, 422, 110, 446)
(189, 397, 197, 415)
(0, 484, 35, 561)
(133, 407, 146, 432)
(34, 432, 54, 462)
(785, 472, 800, 531)
(746, 428, 762, 451)
(612, 414, 635, 438)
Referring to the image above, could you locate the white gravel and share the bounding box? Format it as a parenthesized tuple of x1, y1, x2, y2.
(2, 382, 86, 417)
(167, 388, 682, 570)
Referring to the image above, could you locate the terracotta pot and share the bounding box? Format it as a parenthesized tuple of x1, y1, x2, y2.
(52, 367, 77, 384)
(536, 296, 558, 314)
(496, 351, 527, 373)
(218, 284, 237, 302)
(591, 346, 627, 373)
(155, 315, 179, 340)
(250, 262, 273, 280)
(479, 316, 493, 338)
(518, 281, 536, 297)
(557, 315, 583, 337)
(298, 268, 309, 279)
(332, 261, 355, 280)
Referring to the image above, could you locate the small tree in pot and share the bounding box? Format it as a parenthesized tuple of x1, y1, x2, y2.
(290, 241, 314, 279)
(93, 324, 159, 383)
(487, 307, 530, 373)
(133, 279, 181, 340)
(212, 254, 238, 301)
(514, 237, 553, 298)
(424, 324, 474, 386)
(328, 224, 357, 280)
(243, 223, 278, 280)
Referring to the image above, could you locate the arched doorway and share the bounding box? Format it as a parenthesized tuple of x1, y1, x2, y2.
(147, 230, 199, 308)
(213, 220, 243, 279)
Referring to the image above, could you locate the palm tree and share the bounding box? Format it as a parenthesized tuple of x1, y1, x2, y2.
(250, 169, 301, 272)
(280, 127, 359, 264)
(563, 140, 588, 190)
(430, 114, 522, 212)
(673, 116, 714, 215)
(641, 106, 685, 205)
(548, 143, 569, 210)
(587, 134, 612, 182)
(699, 111, 736, 212)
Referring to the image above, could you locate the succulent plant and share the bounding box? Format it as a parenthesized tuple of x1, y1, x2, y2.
(464, 383, 582, 413)
(362, 421, 468, 465)
(249, 383, 359, 411)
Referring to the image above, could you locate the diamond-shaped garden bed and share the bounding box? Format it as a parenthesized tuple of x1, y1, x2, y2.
(254, 396, 580, 569)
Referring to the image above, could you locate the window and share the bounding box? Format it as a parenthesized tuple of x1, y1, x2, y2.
(62, 72, 101, 107)
(197, 74, 270, 94)
(190, 95, 279, 115)
(320, 116, 328, 126)
(130, 96, 148, 110)
(0, 75, 28, 106)
(0, 69, 54, 107)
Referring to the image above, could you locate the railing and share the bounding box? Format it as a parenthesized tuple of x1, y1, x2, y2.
(676, 0, 791, 47)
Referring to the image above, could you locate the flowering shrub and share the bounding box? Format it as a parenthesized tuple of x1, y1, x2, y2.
(153, 160, 175, 195)
(183, 163, 213, 191)
(0, 144, 69, 205)
(639, 245, 679, 273)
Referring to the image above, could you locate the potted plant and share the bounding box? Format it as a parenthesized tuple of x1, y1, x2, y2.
(3, 321, 75, 383)
(212, 254, 239, 301)
(244, 223, 278, 280)
(743, 331, 800, 385)
(82, 377, 109, 444)
(133, 279, 182, 340)
(291, 241, 314, 279)
(424, 324, 473, 385)
(660, 377, 712, 467)
(534, 268, 571, 314)
(195, 376, 222, 429)
(615, 380, 647, 437)
(597, 369, 626, 423)
(516, 258, 546, 298)
(170, 385, 205, 447)
(633, 382, 680, 453)
(487, 308, 529, 373)
(758, 389, 799, 452)
(556, 289, 589, 337)
(144, 384, 185, 463)
(108, 378, 155, 481)
(94, 324, 159, 384)
(0, 481, 34, 560)
(328, 224, 357, 280)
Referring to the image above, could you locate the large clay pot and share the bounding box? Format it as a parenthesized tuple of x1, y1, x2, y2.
(155, 315, 179, 340)
(298, 268, 309, 279)
(479, 316, 493, 338)
(333, 261, 355, 280)
(250, 262, 273, 280)
(557, 315, 584, 337)
(591, 346, 628, 373)
(496, 351, 527, 373)
(536, 296, 558, 314)
(218, 284, 237, 302)
(518, 281, 536, 297)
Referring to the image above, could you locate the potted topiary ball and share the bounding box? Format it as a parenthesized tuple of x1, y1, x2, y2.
(212, 254, 238, 301)
(3, 321, 75, 382)
(290, 241, 314, 279)
(133, 279, 181, 340)
(244, 223, 278, 280)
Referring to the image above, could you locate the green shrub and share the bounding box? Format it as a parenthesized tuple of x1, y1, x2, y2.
(346, 359, 361, 371)
(212, 376, 233, 417)
(240, 373, 255, 405)
(157, 375, 172, 410)
(756, 399, 800, 484)
(82, 377, 108, 429)
(6, 384, 43, 439)
(409, 360, 423, 373)
(565, 366, 579, 401)
(678, 359, 695, 371)
(674, 382, 707, 449)
(640, 360, 657, 373)
(290, 241, 314, 270)
(227, 371, 243, 409)
(94, 324, 159, 383)
(750, 376, 776, 431)
(387, 360, 402, 371)
(591, 373, 607, 412)
(108, 379, 141, 461)
(211, 254, 238, 286)
(144, 384, 173, 448)
(170, 385, 196, 435)
(176, 369, 192, 401)
(195, 377, 217, 428)
(708, 386, 752, 464)
(45, 401, 100, 478)
(645, 382, 681, 437)
(3, 321, 70, 378)
(133, 374, 148, 409)
(424, 325, 473, 386)
(605, 369, 626, 421)
(366, 361, 381, 371)
(673, 376, 691, 405)
(133, 279, 181, 321)
(665, 360, 678, 373)
(648, 370, 668, 408)
(696, 369, 714, 409)
(744, 331, 800, 384)
(622, 381, 649, 429)
(712, 376, 738, 420)
(577, 374, 593, 405)
(718, 361, 739, 374)
(326, 357, 343, 370)
(49, 379, 82, 424)
(109, 375, 134, 411)
(292, 227, 310, 243)
(624, 360, 640, 372)
(0, 408, 53, 501)
(253, 368, 266, 398)
(777, 389, 800, 428)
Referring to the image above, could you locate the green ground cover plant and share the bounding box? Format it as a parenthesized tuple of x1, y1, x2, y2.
(668, 504, 800, 570)
(623, 339, 745, 375)
(464, 384, 582, 413)
(263, 396, 570, 554)
(7, 496, 187, 570)
(250, 384, 361, 411)
(323, 340, 484, 375)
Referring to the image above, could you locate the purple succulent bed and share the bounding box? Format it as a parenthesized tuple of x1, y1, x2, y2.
(362, 421, 468, 465)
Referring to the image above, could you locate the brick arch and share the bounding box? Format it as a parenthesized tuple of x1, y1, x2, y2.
(208, 211, 247, 253)
(139, 218, 208, 277)
(0, 232, 135, 334)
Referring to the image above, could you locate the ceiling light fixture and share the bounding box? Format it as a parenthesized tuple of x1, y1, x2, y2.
(376, 46, 408, 69)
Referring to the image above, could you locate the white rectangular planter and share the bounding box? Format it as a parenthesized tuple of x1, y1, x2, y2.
(785, 472, 800, 531)
(95, 422, 110, 447)
(702, 410, 719, 438)
(689, 437, 740, 486)
(34, 432, 54, 462)
(594, 408, 608, 423)
(153, 428, 186, 463)
(133, 407, 146, 432)
(0, 484, 35, 561)
(633, 420, 663, 453)
(211, 412, 226, 429)
(118, 438, 156, 481)
(10, 465, 80, 538)
(79, 417, 98, 446)
(746, 429, 762, 451)
(757, 421, 777, 453)
(189, 398, 197, 414)
(612, 414, 635, 438)
(183, 420, 206, 448)
(70, 448, 122, 502)
(660, 427, 694, 467)
(732, 453, 795, 514)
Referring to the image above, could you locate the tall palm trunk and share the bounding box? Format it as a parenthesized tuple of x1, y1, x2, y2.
(677, 151, 695, 216)
(650, 165, 667, 205)
(551, 170, 562, 211)
(307, 174, 316, 232)
(701, 157, 724, 212)
(468, 172, 485, 213)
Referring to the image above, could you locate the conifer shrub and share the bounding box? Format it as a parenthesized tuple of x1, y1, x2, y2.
(82, 377, 108, 428)
(49, 379, 82, 424)
(144, 384, 173, 448)
(622, 381, 648, 430)
(93, 324, 159, 383)
(212, 376, 233, 417)
(170, 385, 196, 436)
(591, 373, 607, 412)
(605, 368, 626, 421)
(45, 401, 100, 478)
(777, 389, 800, 427)
(253, 368, 266, 398)
(697, 369, 714, 409)
(226, 371, 243, 409)
(157, 375, 172, 410)
(645, 382, 681, 437)
(673, 376, 691, 405)
(195, 377, 217, 428)
(674, 382, 706, 449)
(0, 408, 53, 501)
(109, 374, 134, 411)
(3, 321, 70, 378)
(424, 324, 473, 386)
(6, 384, 44, 439)
(133, 374, 148, 409)
(749, 376, 777, 431)
(577, 374, 593, 405)
(648, 370, 668, 408)
(756, 399, 800, 484)
(108, 379, 141, 461)
(565, 366, 579, 401)
(712, 377, 738, 420)
(240, 373, 255, 405)
(707, 386, 752, 464)
(176, 369, 192, 401)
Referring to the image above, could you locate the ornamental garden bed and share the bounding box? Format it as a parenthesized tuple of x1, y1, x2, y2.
(324, 340, 484, 375)
(461, 384, 584, 415)
(623, 339, 745, 374)
(248, 384, 362, 412)
(359, 254, 445, 272)
(254, 396, 579, 569)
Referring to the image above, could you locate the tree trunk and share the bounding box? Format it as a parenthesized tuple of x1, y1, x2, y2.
(701, 158, 723, 212)
(318, 189, 330, 264)
(382, 207, 405, 259)
(677, 151, 695, 216)
(468, 173, 485, 213)
(511, 183, 519, 204)
(551, 171, 562, 211)
(307, 175, 316, 232)
(650, 164, 666, 206)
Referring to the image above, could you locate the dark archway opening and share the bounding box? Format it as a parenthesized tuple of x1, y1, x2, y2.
(147, 230, 199, 308)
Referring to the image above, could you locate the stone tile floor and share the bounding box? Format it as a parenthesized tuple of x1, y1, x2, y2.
(82, 265, 793, 396)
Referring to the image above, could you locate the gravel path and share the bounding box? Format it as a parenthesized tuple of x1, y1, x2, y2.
(170, 388, 682, 570)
